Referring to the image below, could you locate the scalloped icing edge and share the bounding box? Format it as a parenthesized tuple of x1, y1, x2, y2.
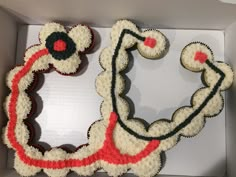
(95, 20, 234, 176)
(2, 22, 97, 177)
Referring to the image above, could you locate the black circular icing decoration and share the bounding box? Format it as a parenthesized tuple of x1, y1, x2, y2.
(46, 32, 76, 60)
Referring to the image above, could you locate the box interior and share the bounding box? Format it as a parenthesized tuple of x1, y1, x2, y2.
(0, 1, 236, 177)
(12, 25, 226, 177)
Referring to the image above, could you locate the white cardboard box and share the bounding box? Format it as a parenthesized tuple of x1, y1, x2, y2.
(0, 1, 236, 177)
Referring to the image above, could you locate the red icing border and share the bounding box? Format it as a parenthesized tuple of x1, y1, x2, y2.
(7, 48, 160, 169)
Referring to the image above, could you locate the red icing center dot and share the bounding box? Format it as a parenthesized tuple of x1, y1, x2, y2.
(144, 37, 157, 48)
(53, 39, 67, 51)
(194, 51, 208, 63)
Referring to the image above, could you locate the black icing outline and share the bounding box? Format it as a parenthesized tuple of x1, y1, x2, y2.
(110, 30, 226, 141)
(46, 32, 76, 60)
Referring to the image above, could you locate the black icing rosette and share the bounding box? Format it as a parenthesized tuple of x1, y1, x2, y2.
(46, 32, 76, 60)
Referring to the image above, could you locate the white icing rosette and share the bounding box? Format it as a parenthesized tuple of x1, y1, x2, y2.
(6, 66, 34, 91)
(137, 29, 168, 59)
(131, 150, 162, 177)
(43, 148, 69, 177)
(71, 146, 100, 176)
(99, 47, 129, 72)
(204, 61, 234, 90)
(14, 146, 43, 177)
(181, 42, 214, 72)
(111, 19, 140, 48)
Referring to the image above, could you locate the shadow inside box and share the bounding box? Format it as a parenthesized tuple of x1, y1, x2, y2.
(201, 158, 226, 177)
